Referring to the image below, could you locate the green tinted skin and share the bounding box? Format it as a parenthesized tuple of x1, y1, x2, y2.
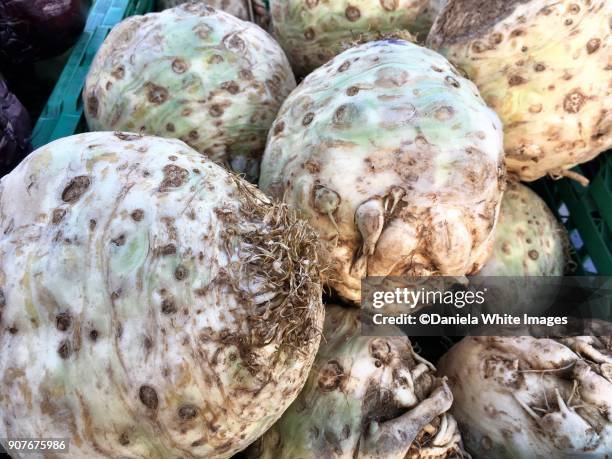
(248, 306, 465, 459)
(479, 182, 567, 276)
(157, 0, 248, 18)
(0, 132, 323, 459)
(84, 4, 295, 181)
(270, 0, 430, 76)
(260, 40, 505, 302)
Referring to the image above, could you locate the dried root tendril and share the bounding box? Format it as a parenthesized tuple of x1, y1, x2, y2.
(408, 413, 472, 459)
(230, 176, 324, 353)
(549, 168, 590, 187)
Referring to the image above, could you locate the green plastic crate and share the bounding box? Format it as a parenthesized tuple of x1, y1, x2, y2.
(32, 0, 155, 149)
(531, 152, 612, 276)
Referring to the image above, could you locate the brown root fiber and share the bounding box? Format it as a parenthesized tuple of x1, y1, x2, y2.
(0, 133, 324, 459)
(231, 177, 324, 353)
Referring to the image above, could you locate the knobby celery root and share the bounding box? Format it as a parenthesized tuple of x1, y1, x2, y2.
(84, 4, 295, 181)
(156, 1, 270, 29)
(269, 0, 429, 76)
(479, 182, 568, 276)
(260, 39, 505, 303)
(428, 0, 612, 183)
(247, 305, 467, 459)
(438, 331, 612, 458)
(0, 132, 324, 459)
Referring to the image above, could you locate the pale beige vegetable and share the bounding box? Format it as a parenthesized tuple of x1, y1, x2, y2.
(247, 305, 467, 459)
(156, 0, 270, 29)
(480, 182, 568, 276)
(84, 4, 295, 181)
(269, 0, 429, 76)
(439, 332, 612, 458)
(0, 132, 323, 459)
(260, 39, 505, 303)
(428, 0, 612, 183)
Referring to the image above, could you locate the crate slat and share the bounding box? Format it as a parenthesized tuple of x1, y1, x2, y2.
(32, 0, 155, 149)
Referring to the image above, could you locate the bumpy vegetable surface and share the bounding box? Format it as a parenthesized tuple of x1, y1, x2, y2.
(156, 0, 270, 29)
(270, 0, 429, 76)
(479, 182, 567, 276)
(0, 132, 324, 459)
(260, 39, 505, 302)
(84, 4, 295, 181)
(247, 305, 466, 459)
(412, 0, 447, 40)
(428, 0, 612, 182)
(438, 332, 612, 458)
(0, 0, 85, 66)
(158, 0, 246, 15)
(0, 78, 32, 173)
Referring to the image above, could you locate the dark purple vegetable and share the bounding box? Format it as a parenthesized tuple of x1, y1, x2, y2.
(0, 0, 85, 66)
(0, 78, 32, 172)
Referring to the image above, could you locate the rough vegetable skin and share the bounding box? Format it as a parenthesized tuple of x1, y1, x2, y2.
(0, 132, 324, 459)
(270, 0, 429, 76)
(0, 78, 32, 173)
(247, 305, 467, 459)
(158, 0, 249, 15)
(479, 182, 568, 276)
(438, 331, 612, 458)
(260, 39, 505, 303)
(156, 0, 270, 29)
(84, 4, 295, 182)
(0, 0, 85, 66)
(427, 0, 612, 182)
